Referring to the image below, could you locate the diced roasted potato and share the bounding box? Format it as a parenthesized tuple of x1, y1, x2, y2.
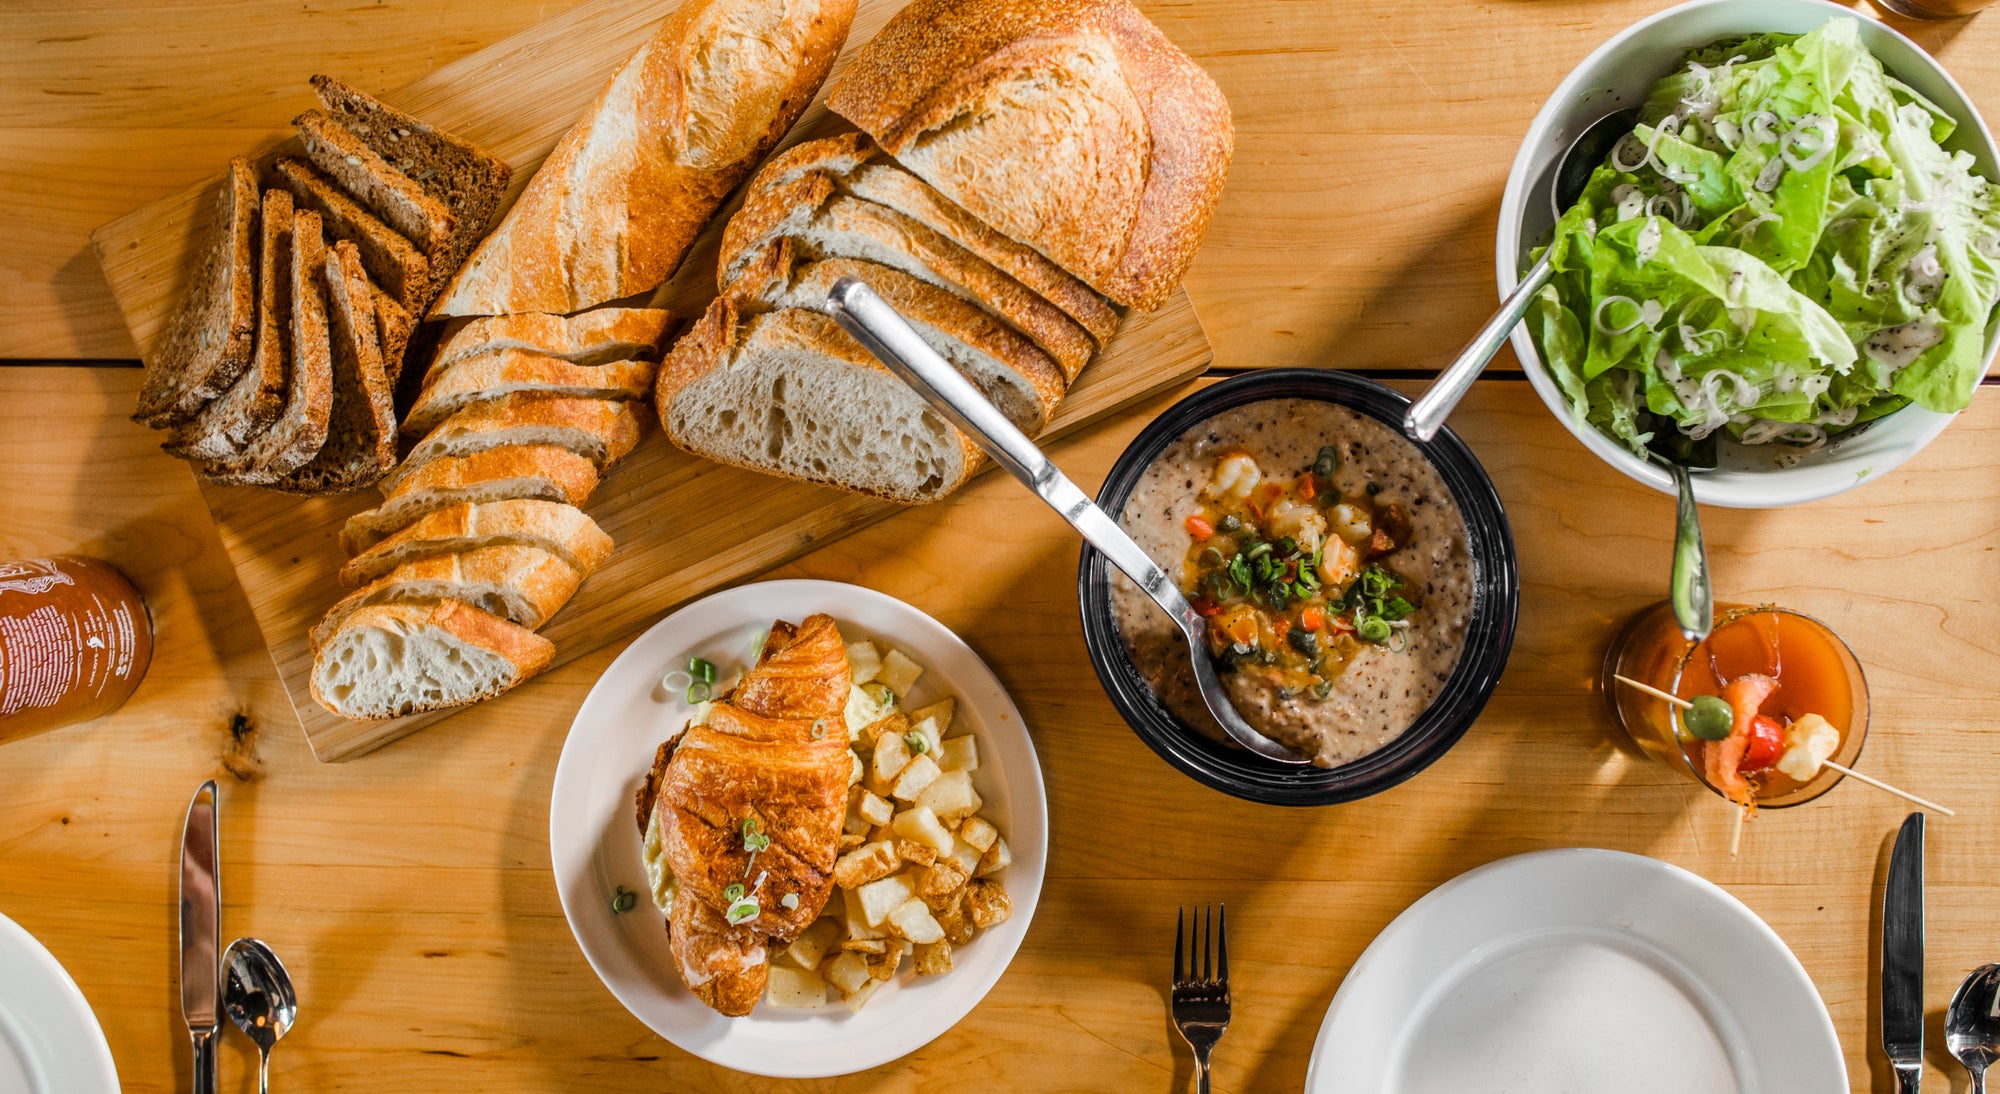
(843, 809, 872, 837)
(891, 752, 942, 802)
(957, 815, 999, 854)
(866, 948, 903, 982)
(839, 938, 889, 955)
(857, 711, 908, 751)
(837, 832, 867, 852)
(891, 805, 955, 856)
(766, 965, 827, 1008)
(846, 640, 882, 685)
(824, 950, 871, 996)
(868, 824, 897, 846)
(857, 790, 895, 827)
(786, 917, 841, 971)
(907, 696, 955, 734)
(919, 857, 972, 907)
(937, 734, 979, 773)
(877, 649, 924, 697)
(848, 751, 864, 787)
(906, 717, 942, 757)
(937, 900, 975, 945)
(871, 729, 912, 789)
(833, 840, 900, 889)
(894, 838, 937, 867)
(915, 769, 981, 822)
(845, 915, 887, 942)
(842, 978, 882, 1011)
(966, 880, 1012, 929)
(857, 871, 919, 927)
(887, 898, 946, 944)
(914, 939, 954, 976)
(976, 836, 1012, 878)
(946, 842, 982, 877)
(841, 884, 885, 940)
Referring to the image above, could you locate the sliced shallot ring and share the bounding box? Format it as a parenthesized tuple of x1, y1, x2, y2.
(1593, 294, 1647, 335)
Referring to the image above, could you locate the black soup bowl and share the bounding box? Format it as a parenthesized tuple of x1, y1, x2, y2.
(1076, 369, 1519, 806)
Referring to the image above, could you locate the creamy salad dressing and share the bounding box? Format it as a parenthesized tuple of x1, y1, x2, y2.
(1110, 399, 1474, 767)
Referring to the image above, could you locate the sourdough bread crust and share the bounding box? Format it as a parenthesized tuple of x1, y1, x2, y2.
(309, 599, 554, 719)
(338, 499, 614, 588)
(342, 444, 603, 554)
(381, 394, 645, 496)
(403, 351, 658, 435)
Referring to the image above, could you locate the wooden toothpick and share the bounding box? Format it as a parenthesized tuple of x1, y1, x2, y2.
(1611, 674, 1954, 816)
(1729, 805, 1747, 857)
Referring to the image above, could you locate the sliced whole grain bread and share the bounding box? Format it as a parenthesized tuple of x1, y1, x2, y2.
(731, 240, 1062, 433)
(294, 109, 454, 257)
(310, 599, 554, 720)
(655, 295, 981, 504)
(167, 187, 295, 463)
(379, 395, 644, 496)
(403, 351, 657, 436)
(271, 157, 429, 309)
(312, 545, 585, 646)
(428, 309, 674, 384)
(373, 286, 414, 387)
(311, 75, 512, 294)
(342, 444, 602, 554)
(132, 158, 260, 427)
(270, 240, 398, 495)
(338, 499, 614, 588)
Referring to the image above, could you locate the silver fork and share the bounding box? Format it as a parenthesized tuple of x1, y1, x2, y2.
(1171, 904, 1231, 1093)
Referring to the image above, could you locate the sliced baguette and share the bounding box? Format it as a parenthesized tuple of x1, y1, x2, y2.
(339, 499, 613, 588)
(271, 157, 429, 308)
(310, 599, 554, 720)
(132, 158, 259, 427)
(402, 351, 657, 436)
(270, 240, 398, 495)
(312, 545, 584, 646)
(294, 109, 454, 256)
(342, 445, 601, 554)
(428, 309, 674, 384)
(380, 395, 644, 496)
(656, 295, 980, 504)
(167, 187, 294, 463)
(730, 241, 1062, 433)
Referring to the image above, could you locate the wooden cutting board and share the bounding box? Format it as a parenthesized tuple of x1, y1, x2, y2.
(89, 0, 1215, 761)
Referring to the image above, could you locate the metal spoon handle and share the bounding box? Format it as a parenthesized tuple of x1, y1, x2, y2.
(824, 277, 1192, 622)
(258, 1046, 271, 1094)
(1404, 250, 1555, 441)
(1972, 1064, 1987, 1094)
(1668, 462, 1712, 640)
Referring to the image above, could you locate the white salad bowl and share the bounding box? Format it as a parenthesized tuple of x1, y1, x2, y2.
(1497, 0, 2000, 508)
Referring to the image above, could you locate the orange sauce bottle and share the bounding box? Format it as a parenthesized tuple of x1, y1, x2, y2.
(0, 556, 153, 744)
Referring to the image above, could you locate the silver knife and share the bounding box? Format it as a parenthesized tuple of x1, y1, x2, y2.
(180, 780, 220, 1094)
(1884, 811, 1925, 1093)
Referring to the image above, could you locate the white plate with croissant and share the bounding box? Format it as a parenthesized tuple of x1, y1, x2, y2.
(550, 578, 1047, 1077)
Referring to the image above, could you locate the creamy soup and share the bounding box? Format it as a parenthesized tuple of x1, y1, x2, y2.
(1110, 399, 1474, 767)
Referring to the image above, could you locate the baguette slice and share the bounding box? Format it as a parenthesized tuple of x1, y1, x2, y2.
(312, 545, 584, 647)
(656, 295, 980, 504)
(271, 157, 429, 308)
(736, 133, 1118, 347)
(310, 599, 554, 720)
(294, 109, 454, 256)
(270, 240, 398, 495)
(200, 208, 336, 484)
(428, 309, 674, 384)
(431, 0, 857, 316)
(730, 241, 1062, 433)
(132, 158, 259, 427)
(380, 395, 644, 496)
(403, 351, 657, 436)
(167, 188, 295, 463)
(722, 172, 1093, 381)
(311, 75, 512, 290)
(339, 499, 614, 588)
(342, 445, 601, 554)
(825, 0, 1233, 311)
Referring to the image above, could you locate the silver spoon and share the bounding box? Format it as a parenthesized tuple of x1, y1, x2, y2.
(1948, 963, 2000, 1092)
(826, 278, 1309, 765)
(223, 938, 297, 1094)
(1403, 109, 1638, 442)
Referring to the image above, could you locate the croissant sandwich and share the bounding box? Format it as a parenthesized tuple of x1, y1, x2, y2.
(635, 613, 852, 1016)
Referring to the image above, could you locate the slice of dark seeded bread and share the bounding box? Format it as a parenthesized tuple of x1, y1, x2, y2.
(132, 158, 259, 427)
(202, 208, 335, 484)
(168, 188, 295, 463)
(270, 240, 398, 495)
(271, 157, 429, 309)
(293, 109, 453, 258)
(311, 75, 512, 295)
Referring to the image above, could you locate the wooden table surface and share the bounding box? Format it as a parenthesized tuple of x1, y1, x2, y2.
(3, 1, 1999, 1091)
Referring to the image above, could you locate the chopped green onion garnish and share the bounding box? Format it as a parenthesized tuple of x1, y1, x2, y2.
(1275, 536, 1298, 558)
(611, 885, 637, 914)
(781, 893, 800, 911)
(689, 656, 716, 683)
(1357, 617, 1392, 643)
(1200, 545, 1226, 569)
(1247, 541, 1272, 560)
(686, 682, 711, 704)
(905, 731, 930, 755)
(811, 719, 827, 740)
(1311, 679, 1334, 700)
(723, 882, 746, 902)
(740, 817, 771, 853)
(725, 898, 760, 925)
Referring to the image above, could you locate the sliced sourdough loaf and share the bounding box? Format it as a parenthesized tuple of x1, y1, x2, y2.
(310, 75, 512, 288)
(745, 133, 1119, 346)
(656, 295, 981, 504)
(270, 240, 399, 495)
(167, 187, 294, 463)
(403, 352, 657, 435)
(271, 158, 430, 308)
(294, 110, 454, 257)
(721, 172, 1094, 381)
(312, 545, 584, 646)
(730, 241, 1062, 433)
(380, 395, 643, 497)
(342, 445, 601, 554)
(132, 158, 260, 427)
(310, 599, 554, 720)
(825, 0, 1233, 311)
(431, 0, 857, 316)
(201, 208, 336, 484)
(339, 499, 613, 588)
(428, 309, 674, 382)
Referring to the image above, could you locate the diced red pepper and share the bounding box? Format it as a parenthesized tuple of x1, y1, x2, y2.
(1739, 714, 1786, 773)
(1298, 476, 1317, 501)
(1272, 617, 1292, 641)
(1300, 606, 1326, 632)
(1186, 515, 1215, 541)
(1190, 597, 1221, 617)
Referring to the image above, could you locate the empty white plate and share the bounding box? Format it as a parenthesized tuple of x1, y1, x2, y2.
(1305, 848, 1843, 1093)
(0, 911, 117, 1094)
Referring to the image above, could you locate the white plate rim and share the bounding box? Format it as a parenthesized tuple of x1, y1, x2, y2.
(1303, 847, 1845, 1093)
(548, 578, 1048, 1078)
(0, 910, 119, 1094)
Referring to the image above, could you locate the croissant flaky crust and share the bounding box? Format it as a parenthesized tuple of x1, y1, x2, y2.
(636, 613, 852, 1016)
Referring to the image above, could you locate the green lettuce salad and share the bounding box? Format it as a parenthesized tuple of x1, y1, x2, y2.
(1528, 18, 2000, 459)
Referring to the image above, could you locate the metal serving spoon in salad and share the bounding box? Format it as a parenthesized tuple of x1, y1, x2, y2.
(826, 277, 1311, 765)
